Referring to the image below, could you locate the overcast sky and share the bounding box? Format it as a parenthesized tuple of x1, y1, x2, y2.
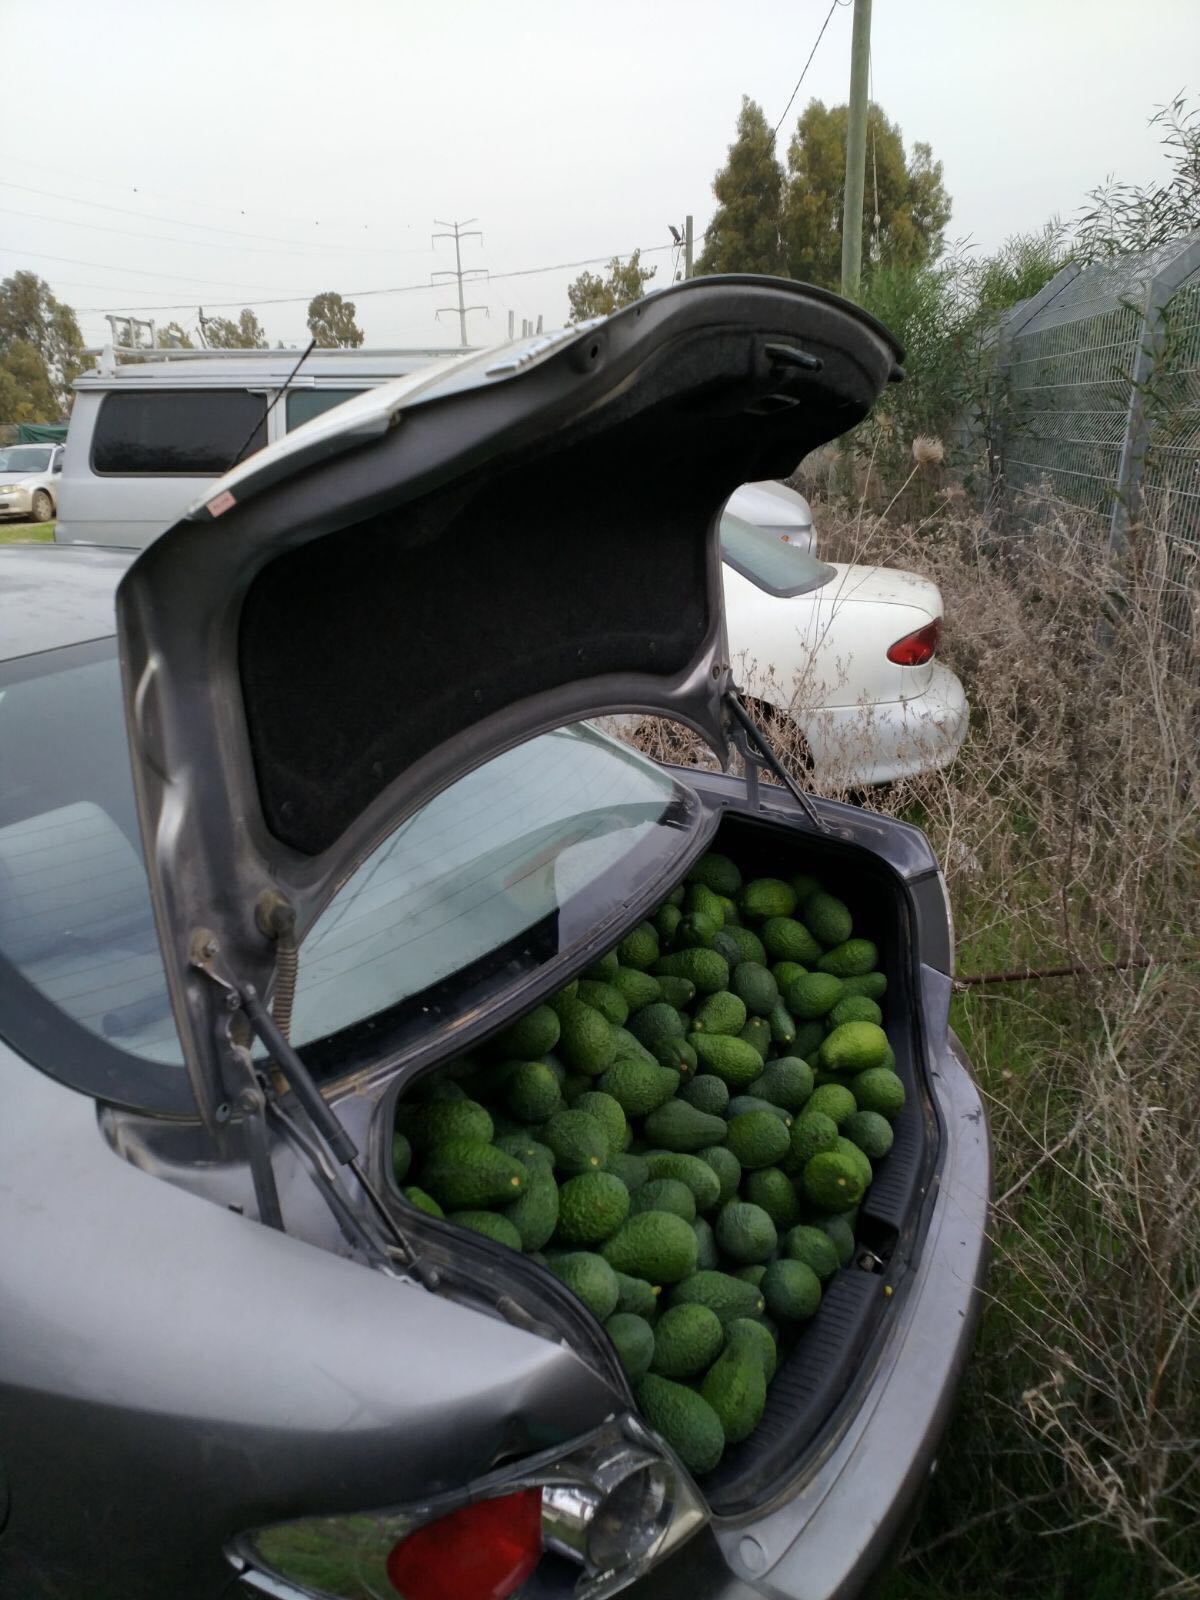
(2, 0, 1195, 351)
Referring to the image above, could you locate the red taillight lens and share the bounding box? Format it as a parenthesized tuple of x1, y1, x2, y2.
(887, 617, 942, 666)
(385, 1487, 543, 1600)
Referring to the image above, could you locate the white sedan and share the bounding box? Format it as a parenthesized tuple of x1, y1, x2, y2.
(720, 510, 967, 786)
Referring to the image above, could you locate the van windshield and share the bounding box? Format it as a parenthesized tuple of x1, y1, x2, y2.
(0, 640, 694, 1110)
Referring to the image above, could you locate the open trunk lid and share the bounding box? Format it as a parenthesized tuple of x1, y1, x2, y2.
(115, 276, 901, 1130)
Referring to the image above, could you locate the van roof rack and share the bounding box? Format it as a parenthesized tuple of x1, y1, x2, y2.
(83, 343, 472, 373)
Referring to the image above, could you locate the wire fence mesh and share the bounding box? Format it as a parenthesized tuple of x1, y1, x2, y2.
(999, 233, 1200, 654)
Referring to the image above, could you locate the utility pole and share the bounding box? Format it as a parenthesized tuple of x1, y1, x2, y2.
(431, 218, 489, 347)
(684, 214, 694, 279)
(840, 0, 872, 299)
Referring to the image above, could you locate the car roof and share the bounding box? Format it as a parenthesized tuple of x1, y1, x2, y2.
(0, 544, 130, 659)
(73, 349, 472, 389)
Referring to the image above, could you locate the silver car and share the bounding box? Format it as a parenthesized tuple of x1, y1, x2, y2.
(0, 278, 989, 1600)
(0, 441, 63, 522)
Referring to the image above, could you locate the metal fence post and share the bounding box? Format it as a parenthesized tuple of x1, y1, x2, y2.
(1110, 280, 1160, 556)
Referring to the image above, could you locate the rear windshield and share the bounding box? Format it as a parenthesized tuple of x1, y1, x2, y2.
(0, 639, 694, 1110)
(720, 511, 835, 597)
(91, 389, 268, 475)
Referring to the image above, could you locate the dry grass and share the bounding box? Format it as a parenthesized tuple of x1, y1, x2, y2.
(632, 492, 1200, 1596)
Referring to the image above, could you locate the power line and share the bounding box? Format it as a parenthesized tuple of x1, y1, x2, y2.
(0, 180, 428, 257)
(2, 152, 419, 236)
(72, 243, 677, 315)
(0, 245, 297, 293)
(700, 0, 848, 248)
(0, 204, 416, 260)
(771, 0, 848, 136)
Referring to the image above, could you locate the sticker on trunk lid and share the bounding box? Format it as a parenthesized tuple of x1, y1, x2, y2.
(206, 489, 237, 518)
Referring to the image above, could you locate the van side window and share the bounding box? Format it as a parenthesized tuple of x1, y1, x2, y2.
(91, 390, 268, 475)
(285, 388, 368, 431)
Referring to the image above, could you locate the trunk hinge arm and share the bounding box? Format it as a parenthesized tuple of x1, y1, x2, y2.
(724, 688, 830, 834)
(188, 932, 437, 1286)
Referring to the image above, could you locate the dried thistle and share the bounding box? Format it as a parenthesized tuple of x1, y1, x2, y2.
(911, 435, 945, 467)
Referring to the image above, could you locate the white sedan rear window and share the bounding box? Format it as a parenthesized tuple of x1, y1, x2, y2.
(720, 512, 835, 597)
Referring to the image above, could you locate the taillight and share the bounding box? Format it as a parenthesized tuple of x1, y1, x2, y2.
(386, 1486, 543, 1600)
(233, 1417, 708, 1600)
(887, 617, 941, 665)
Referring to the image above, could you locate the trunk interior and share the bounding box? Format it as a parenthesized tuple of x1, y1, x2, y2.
(382, 790, 940, 1516)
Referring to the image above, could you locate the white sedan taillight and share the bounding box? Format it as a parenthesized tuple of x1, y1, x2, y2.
(887, 618, 942, 666)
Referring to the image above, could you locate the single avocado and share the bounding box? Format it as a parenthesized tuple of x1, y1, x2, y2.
(739, 878, 797, 923)
(557, 998, 619, 1076)
(802, 892, 854, 949)
(650, 1302, 725, 1379)
(491, 1004, 562, 1060)
(606, 1312, 656, 1379)
(642, 1099, 729, 1153)
(448, 1211, 523, 1251)
(601, 1211, 699, 1283)
(691, 990, 748, 1036)
(760, 916, 823, 965)
(556, 1170, 631, 1245)
(420, 1139, 528, 1209)
(503, 1163, 560, 1250)
(668, 1269, 766, 1324)
(685, 850, 743, 898)
(783, 971, 845, 1020)
(714, 1200, 778, 1264)
(549, 1251, 620, 1320)
(635, 1374, 725, 1475)
(575, 979, 629, 1028)
(761, 1257, 822, 1321)
(701, 1337, 767, 1444)
(600, 1058, 680, 1116)
(817, 937, 880, 977)
(688, 1032, 764, 1088)
(724, 1110, 791, 1170)
(617, 921, 660, 971)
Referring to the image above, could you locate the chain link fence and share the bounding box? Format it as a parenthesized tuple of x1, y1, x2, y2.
(998, 232, 1200, 650)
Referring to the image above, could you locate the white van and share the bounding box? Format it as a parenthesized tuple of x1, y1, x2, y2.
(55, 346, 467, 548)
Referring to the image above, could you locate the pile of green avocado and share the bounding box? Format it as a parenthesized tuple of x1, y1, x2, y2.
(392, 849, 905, 1476)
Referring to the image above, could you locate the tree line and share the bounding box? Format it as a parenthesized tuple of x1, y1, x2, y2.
(566, 94, 951, 320)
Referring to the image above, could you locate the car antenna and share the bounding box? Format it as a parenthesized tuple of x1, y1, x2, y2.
(228, 337, 318, 468)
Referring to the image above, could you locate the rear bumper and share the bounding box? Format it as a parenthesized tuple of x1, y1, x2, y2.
(799, 662, 969, 786)
(627, 1028, 990, 1600)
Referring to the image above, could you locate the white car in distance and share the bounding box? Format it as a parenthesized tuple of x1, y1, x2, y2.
(719, 510, 968, 787)
(725, 478, 816, 553)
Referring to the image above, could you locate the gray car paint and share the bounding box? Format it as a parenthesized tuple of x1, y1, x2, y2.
(113, 276, 901, 1134)
(0, 543, 132, 657)
(0, 683, 988, 1600)
(0, 1039, 620, 1599)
